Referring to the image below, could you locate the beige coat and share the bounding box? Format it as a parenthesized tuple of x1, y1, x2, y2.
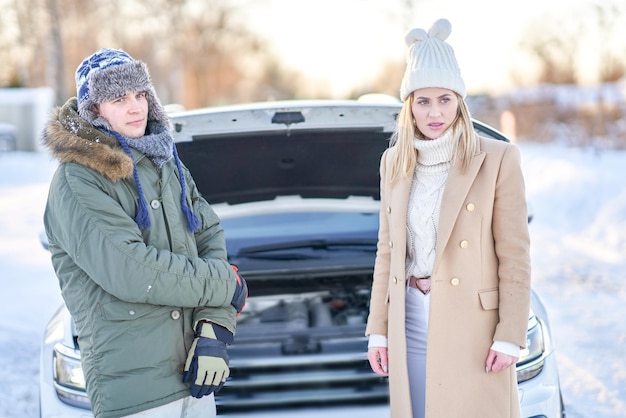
(366, 136, 531, 418)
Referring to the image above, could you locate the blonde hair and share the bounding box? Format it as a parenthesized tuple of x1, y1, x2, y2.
(388, 92, 478, 184)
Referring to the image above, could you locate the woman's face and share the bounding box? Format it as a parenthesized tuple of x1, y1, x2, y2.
(411, 87, 459, 140)
(97, 91, 148, 138)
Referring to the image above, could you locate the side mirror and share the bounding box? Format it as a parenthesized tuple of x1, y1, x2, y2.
(40, 231, 49, 251)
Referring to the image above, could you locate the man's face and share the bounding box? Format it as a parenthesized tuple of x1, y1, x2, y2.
(97, 91, 149, 138)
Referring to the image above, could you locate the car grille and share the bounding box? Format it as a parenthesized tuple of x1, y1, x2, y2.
(215, 327, 389, 412)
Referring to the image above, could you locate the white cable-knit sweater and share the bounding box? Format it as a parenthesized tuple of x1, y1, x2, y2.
(405, 130, 456, 279)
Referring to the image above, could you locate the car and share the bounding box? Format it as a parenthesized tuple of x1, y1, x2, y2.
(0, 122, 16, 152)
(39, 97, 566, 418)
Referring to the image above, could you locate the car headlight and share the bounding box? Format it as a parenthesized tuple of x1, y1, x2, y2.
(516, 313, 545, 383)
(53, 343, 91, 409)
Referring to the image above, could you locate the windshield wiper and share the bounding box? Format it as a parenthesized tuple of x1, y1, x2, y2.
(237, 238, 378, 257)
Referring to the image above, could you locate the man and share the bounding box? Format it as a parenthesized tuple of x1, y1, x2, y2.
(43, 48, 246, 418)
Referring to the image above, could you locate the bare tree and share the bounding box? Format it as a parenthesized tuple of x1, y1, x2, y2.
(515, 0, 626, 86)
(1, 0, 310, 107)
(46, 0, 65, 105)
(9, 0, 49, 88)
(595, 1, 626, 83)
(516, 17, 579, 85)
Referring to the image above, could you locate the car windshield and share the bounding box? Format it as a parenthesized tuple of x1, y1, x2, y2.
(221, 211, 380, 259)
(221, 212, 379, 239)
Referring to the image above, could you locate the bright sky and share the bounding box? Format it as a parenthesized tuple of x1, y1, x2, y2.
(242, 0, 598, 97)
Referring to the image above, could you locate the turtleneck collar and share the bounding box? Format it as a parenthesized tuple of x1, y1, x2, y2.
(413, 128, 457, 167)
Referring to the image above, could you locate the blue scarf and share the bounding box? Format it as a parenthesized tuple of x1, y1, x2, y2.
(108, 126, 200, 233)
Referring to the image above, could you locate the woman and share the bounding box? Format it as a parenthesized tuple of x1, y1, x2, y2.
(365, 19, 531, 418)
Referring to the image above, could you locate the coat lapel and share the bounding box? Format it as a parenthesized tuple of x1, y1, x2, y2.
(434, 150, 486, 263)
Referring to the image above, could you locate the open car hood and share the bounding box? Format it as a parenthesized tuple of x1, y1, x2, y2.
(170, 100, 400, 204)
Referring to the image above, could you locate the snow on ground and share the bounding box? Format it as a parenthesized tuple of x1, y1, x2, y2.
(0, 142, 625, 417)
(521, 143, 626, 417)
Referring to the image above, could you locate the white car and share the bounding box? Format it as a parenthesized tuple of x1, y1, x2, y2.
(40, 98, 565, 417)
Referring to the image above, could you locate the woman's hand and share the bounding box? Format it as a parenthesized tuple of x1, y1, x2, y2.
(485, 349, 518, 373)
(368, 346, 389, 376)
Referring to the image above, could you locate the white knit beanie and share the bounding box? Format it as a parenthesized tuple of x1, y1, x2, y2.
(399, 18, 466, 101)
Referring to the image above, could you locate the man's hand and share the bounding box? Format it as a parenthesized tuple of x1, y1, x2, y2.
(230, 265, 248, 315)
(183, 322, 233, 398)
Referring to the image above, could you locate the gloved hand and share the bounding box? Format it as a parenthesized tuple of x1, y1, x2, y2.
(230, 265, 248, 315)
(183, 321, 234, 398)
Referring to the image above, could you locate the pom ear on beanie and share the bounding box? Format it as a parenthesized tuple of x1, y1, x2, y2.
(400, 18, 466, 101)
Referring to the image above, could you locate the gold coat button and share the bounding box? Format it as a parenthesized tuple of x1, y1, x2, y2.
(170, 310, 181, 320)
(466, 203, 475, 212)
(450, 277, 460, 286)
(460, 240, 469, 249)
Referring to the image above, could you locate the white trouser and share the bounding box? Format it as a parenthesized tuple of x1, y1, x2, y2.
(405, 286, 430, 418)
(122, 394, 216, 418)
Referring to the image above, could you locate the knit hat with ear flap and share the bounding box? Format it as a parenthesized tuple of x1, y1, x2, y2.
(75, 48, 170, 130)
(400, 18, 466, 101)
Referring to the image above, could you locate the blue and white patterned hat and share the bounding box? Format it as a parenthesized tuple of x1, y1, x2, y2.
(75, 48, 170, 130)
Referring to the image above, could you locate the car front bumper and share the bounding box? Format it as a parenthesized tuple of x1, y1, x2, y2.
(519, 350, 563, 418)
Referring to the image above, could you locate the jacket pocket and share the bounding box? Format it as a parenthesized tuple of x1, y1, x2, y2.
(478, 288, 499, 310)
(97, 300, 163, 321)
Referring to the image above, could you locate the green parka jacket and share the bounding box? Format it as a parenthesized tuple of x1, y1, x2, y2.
(42, 98, 238, 417)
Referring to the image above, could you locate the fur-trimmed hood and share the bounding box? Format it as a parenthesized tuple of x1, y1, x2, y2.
(42, 97, 134, 182)
(42, 97, 199, 232)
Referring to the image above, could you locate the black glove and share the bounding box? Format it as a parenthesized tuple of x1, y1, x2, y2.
(183, 321, 234, 398)
(230, 265, 248, 315)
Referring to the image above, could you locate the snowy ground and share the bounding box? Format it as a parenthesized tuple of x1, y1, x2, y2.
(1, 142, 625, 417)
